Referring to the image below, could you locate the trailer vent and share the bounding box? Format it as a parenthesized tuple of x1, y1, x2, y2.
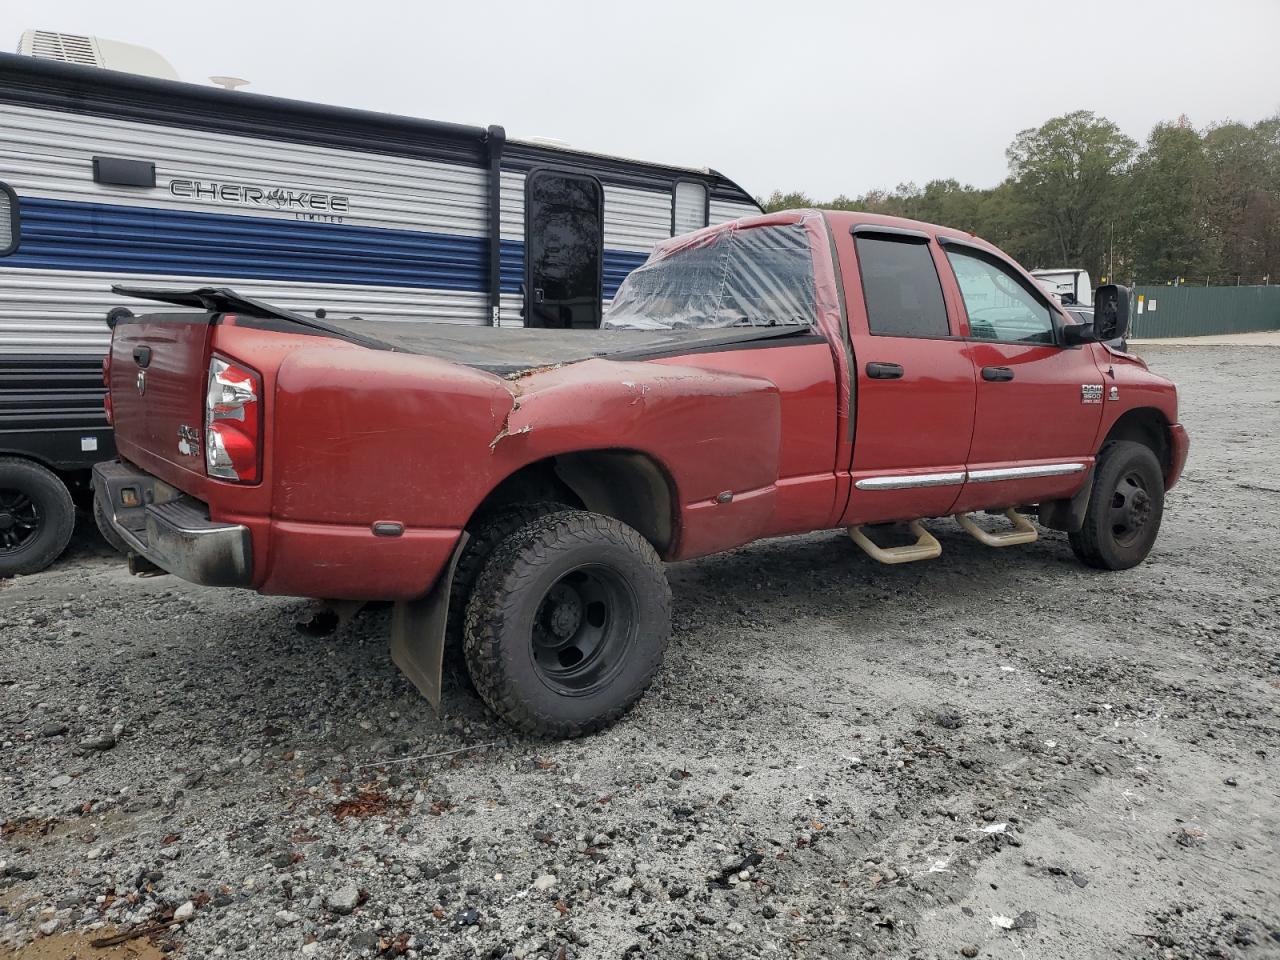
(19, 30, 101, 66)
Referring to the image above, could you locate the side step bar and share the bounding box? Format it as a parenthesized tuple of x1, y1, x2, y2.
(848, 520, 942, 565)
(954, 508, 1038, 547)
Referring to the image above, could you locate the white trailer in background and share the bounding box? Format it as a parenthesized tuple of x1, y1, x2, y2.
(1032, 268, 1093, 306)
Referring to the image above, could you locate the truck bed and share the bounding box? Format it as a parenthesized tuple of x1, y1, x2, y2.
(114, 285, 818, 376)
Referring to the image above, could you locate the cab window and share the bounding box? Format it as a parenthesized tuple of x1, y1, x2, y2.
(945, 248, 1055, 344)
(854, 234, 950, 337)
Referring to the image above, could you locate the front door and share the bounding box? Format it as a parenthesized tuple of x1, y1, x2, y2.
(525, 171, 603, 329)
(939, 242, 1106, 513)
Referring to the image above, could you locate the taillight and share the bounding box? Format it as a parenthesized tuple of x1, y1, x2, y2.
(205, 355, 262, 483)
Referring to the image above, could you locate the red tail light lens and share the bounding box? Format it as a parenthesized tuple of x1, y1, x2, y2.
(205, 356, 262, 483)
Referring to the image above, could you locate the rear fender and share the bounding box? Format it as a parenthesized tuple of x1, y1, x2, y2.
(490, 358, 782, 559)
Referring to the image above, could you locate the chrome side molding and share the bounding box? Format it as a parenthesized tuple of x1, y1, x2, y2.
(854, 471, 966, 491)
(855, 462, 1086, 491)
(965, 463, 1087, 484)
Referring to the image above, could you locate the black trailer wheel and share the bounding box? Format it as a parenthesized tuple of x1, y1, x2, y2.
(1069, 440, 1165, 570)
(93, 489, 130, 556)
(463, 510, 671, 737)
(0, 457, 76, 577)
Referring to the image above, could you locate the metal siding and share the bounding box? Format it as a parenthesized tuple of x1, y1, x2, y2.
(11, 197, 490, 290)
(499, 170, 526, 242)
(1130, 285, 1280, 338)
(0, 102, 488, 236)
(603, 250, 649, 299)
(710, 199, 759, 225)
(603, 185, 673, 251)
(499, 292, 524, 327)
(0, 354, 108, 434)
(0, 267, 490, 354)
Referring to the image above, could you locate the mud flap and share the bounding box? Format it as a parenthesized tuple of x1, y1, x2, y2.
(389, 532, 470, 711)
(1038, 466, 1095, 532)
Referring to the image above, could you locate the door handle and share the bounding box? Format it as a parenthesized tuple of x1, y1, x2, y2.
(132, 345, 152, 368)
(866, 362, 904, 380)
(982, 366, 1014, 382)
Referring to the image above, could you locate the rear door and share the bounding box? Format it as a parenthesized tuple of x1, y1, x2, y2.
(836, 226, 977, 524)
(525, 170, 603, 329)
(938, 241, 1106, 513)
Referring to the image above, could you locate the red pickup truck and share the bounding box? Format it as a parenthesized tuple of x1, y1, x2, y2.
(95, 210, 1188, 737)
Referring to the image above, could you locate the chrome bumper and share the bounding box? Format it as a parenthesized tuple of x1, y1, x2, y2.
(92, 460, 252, 588)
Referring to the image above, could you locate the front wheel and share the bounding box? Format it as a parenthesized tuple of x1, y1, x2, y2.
(463, 510, 671, 737)
(1069, 440, 1165, 570)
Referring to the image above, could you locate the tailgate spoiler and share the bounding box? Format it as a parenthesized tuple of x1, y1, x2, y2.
(111, 285, 393, 350)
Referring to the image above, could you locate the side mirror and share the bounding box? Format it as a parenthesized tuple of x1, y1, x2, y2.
(1093, 284, 1130, 342)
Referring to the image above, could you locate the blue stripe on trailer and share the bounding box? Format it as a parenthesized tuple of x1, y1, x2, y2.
(11, 197, 490, 292)
(9, 198, 653, 298)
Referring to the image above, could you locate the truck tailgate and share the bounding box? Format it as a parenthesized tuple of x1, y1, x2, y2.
(109, 312, 213, 481)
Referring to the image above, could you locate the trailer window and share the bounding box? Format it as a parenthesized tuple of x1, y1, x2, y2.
(604, 222, 817, 331)
(672, 181, 708, 236)
(0, 183, 18, 256)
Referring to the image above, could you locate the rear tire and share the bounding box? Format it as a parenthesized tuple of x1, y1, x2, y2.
(1069, 440, 1165, 570)
(463, 510, 671, 738)
(444, 501, 566, 688)
(0, 457, 76, 577)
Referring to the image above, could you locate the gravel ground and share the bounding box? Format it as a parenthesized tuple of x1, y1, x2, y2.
(2, 346, 1277, 960)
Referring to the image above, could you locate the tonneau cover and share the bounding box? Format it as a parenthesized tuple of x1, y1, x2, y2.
(114, 285, 819, 376)
(320, 318, 817, 375)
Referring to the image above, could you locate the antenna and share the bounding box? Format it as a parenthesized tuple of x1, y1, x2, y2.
(209, 76, 250, 90)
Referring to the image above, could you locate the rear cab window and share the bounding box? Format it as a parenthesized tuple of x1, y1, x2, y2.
(853, 234, 950, 338)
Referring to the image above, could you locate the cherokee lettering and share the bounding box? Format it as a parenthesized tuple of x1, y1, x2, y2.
(167, 178, 349, 214)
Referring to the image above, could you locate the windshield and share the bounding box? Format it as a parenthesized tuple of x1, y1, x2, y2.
(603, 222, 818, 331)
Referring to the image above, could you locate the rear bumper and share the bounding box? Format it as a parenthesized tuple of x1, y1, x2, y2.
(1167, 423, 1190, 489)
(92, 459, 252, 587)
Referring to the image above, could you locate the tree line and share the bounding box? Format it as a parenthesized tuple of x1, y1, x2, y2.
(761, 110, 1280, 287)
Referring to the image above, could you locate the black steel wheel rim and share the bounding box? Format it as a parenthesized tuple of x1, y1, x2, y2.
(0, 487, 42, 554)
(1109, 470, 1152, 546)
(530, 564, 638, 695)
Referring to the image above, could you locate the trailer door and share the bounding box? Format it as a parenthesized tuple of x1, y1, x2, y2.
(525, 170, 603, 329)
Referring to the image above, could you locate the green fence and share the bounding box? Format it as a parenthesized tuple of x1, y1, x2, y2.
(1128, 284, 1280, 338)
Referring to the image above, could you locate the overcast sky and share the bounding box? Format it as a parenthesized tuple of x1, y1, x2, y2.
(8, 0, 1279, 199)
